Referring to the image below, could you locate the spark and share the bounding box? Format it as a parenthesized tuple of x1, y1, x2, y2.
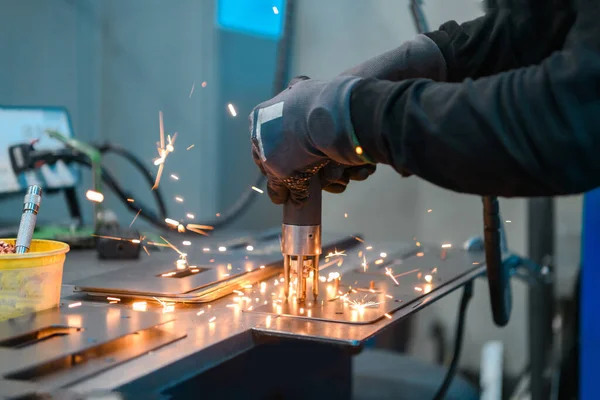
(326, 249, 346, 257)
(243, 284, 253, 289)
(246, 245, 254, 251)
(362, 255, 368, 272)
(441, 243, 452, 248)
(133, 302, 147, 311)
(171, 174, 179, 180)
(107, 297, 121, 301)
(129, 209, 142, 227)
(425, 274, 433, 283)
(416, 242, 421, 246)
(251, 186, 264, 194)
(162, 305, 175, 313)
(182, 240, 191, 246)
(417, 252, 424, 257)
(187, 144, 195, 150)
(216, 213, 221, 217)
(203, 247, 210, 252)
(380, 252, 387, 258)
(248, 306, 254, 311)
(109, 301, 118, 304)
(506, 220, 512, 223)
(226, 304, 239, 308)
(162, 272, 176, 277)
(227, 103, 237, 117)
(394, 268, 420, 278)
(191, 268, 200, 273)
(327, 272, 340, 282)
(300, 307, 304, 314)
(131, 239, 141, 244)
(187, 213, 195, 219)
(384, 313, 392, 319)
(127, 198, 135, 202)
(385, 268, 399, 285)
(68, 302, 82, 308)
(319, 276, 327, 282)
(189, 81, 195, 98)
(259, 265, 265, 269)
(260, 282, 267, 293)
(85, 190, 104, 203)
(197, 310, 205, 316)
(160, 236, 185, 256)
(142, 246, 150, 255)
(165, 218, 179, 227)
(218, 246, 227, 252)
(272, 6, 279, 14)
(227, 264, 232, 270)
(209, 316, 217, 323)
(414, 287, 423, 292)
(366, 246, 373, 250)
(201, 81, 207, 88)
(385, 294, 393, 299)
(352, 236, 366, 243)
(175, 196, 184, 203)
(375, 259, 384, 265)
(178, 224, 186, 233)
(355, 146, 363, 155)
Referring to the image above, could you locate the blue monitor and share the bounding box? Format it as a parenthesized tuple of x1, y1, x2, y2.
(216, 0, 285, 39)
(0, 106, 79, 196)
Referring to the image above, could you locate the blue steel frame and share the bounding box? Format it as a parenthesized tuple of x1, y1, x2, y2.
(581, 189, 600, 399)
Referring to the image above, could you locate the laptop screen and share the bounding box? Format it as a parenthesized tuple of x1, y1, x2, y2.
(0, 106, 79, 195)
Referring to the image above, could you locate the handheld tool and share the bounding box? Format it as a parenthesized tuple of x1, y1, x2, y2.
(281, 176, 322, 303)
(15, 185, 43, 254)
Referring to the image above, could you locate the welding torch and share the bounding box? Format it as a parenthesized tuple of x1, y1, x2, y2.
(281, 176, 322, 303)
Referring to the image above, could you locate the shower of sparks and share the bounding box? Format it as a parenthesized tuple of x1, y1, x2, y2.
(85, 190, 104, 203)
(441, 243, 452, 248)
(187, 213, 195, 219)
(227, 103, 237, 117)
(129, 209, 142, 227)
(171, 174, 179, 180)
(272, 6, 279, 14)
(385, 268, 400, 285)
(152, 111, 177, 190)
(251, 186, 264, 194)
(187, 144, 195, 150)
(68, 302, 82, 308)
(182, 240, 191, 246)
(189, 81, 195, 98)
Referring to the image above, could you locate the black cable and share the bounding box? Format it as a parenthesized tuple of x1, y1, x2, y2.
(433, 281, 474, 400)
(97, 143, 168, 219)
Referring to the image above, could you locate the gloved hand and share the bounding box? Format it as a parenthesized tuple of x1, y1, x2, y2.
(250, 75, 375, 205)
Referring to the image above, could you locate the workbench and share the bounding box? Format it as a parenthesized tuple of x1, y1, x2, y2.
(0, 231, 488, 399)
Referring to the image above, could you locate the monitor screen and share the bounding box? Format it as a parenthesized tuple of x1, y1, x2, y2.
(0, 106, 79, 195)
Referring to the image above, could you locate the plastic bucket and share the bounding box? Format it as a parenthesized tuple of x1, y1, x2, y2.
(0, 239, 70, 321)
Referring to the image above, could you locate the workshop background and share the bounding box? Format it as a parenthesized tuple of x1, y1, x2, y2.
(0, 0, 581, 379)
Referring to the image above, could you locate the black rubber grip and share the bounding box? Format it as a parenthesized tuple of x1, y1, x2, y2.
(482, 196, 512, 326)
(283, 176, 322, 226)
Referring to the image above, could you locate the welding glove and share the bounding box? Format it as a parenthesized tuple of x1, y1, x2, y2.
(250, 75, 375, 205)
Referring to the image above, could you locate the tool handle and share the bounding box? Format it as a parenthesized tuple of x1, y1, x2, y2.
(482, 196, 512, 326)
(283, 176, 322, 226)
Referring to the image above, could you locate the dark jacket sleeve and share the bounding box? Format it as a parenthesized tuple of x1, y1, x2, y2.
(350, 13, 600, 197)
(425, 0, 575, 82)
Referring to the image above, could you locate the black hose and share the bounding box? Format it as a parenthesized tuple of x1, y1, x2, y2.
(97, 143, 168, 219)
(433, 281, 474, 400)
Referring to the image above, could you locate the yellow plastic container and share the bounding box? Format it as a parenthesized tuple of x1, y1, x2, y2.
(0, 239, 70, 321)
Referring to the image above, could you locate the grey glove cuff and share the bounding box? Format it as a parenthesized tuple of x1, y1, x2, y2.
(341, 34, 448, 82)
(306, 75, 372, 165)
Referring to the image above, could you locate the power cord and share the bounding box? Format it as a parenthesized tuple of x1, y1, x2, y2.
(432, 281, 474, 400)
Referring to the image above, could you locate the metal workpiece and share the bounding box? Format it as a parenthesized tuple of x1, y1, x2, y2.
(15, 185, 42, 254)
(0, 234, 495, 398)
